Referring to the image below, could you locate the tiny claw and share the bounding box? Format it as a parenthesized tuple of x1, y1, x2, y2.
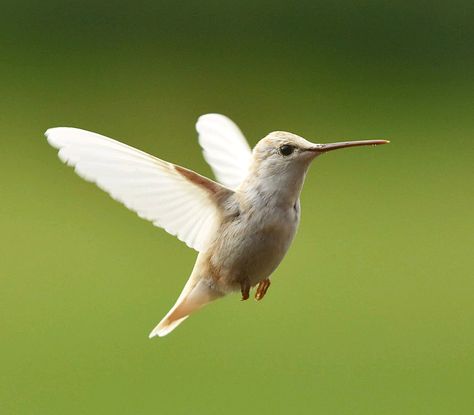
(241, 280, 250, 301)
(255, 279, 271, 301)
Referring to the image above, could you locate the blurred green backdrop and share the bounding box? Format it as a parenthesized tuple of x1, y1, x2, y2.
(1, 1, 473, 414)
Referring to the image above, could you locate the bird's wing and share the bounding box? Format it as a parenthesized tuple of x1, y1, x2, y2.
(46, 127, 232, 252)
(196, 114, 253, 189)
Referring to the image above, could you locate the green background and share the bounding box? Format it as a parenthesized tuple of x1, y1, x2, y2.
(1, 1, 473, 414)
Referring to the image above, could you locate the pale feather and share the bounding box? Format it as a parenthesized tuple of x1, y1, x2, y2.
(196, 114, 252, 189)
(46, 127, 227, 252)
(149, 253, 222, 338)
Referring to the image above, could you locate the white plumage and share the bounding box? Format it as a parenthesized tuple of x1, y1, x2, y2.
(46, 115, 388, 337)
(196, 113, 252, 189)
(46, 126, 222, 252)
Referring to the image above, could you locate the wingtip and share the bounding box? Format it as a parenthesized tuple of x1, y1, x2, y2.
(196, 113, 230, 128)
(44, 126, 64, 137)
(44, 127, 66, 148)
(44, 127, 55, 140)
(45, 128, 59, 147)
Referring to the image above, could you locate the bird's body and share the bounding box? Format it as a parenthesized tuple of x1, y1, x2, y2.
(152, 140, 307, 336)
(210, 173, 302, 292)
(46, 115, 388, 337)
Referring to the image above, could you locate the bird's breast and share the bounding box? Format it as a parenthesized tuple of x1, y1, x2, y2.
(209, 198, 300, 289)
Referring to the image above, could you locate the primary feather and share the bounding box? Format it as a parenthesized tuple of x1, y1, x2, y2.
(196, 114, 252, 189)
(46, 127, 225, 252)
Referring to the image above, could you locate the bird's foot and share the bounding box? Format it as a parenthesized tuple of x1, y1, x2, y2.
(241, 280, 250, 301)
(255, 279, 271, 301)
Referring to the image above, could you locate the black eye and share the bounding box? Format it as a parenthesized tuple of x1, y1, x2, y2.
(279, 144, 295, 156)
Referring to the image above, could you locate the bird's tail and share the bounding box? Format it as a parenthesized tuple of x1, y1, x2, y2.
(149, 279, 222, 338)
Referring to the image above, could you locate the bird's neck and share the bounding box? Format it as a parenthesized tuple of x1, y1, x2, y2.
(239, 163, 309, 210)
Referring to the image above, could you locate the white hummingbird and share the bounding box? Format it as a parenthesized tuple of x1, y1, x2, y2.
(46, 114, 388, 337)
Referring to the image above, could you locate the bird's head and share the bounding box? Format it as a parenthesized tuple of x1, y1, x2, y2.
(252, 131, 389, 178)
(245, 131, 389, 198)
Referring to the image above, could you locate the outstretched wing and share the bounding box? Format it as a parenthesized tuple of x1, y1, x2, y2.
(196, 114, 253, 189)
(46, 127, 231, 252)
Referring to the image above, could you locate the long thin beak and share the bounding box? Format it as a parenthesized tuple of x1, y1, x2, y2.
(310, 139, 389, 153)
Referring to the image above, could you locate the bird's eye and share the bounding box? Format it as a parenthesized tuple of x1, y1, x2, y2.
(279, 144, 295, 156)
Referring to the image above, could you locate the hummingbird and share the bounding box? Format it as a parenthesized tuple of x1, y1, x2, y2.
(46, 114, 388, 338)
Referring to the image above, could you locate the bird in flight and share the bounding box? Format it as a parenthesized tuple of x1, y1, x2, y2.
(46, 114, 388, 337)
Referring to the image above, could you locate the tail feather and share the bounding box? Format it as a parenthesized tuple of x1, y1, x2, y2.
(149, 279, 222, 338)
(149, 315, 189, 338)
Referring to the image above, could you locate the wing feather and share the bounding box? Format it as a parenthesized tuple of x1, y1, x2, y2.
(196, 114, 253, 189)
(46, 127, 230, 252)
